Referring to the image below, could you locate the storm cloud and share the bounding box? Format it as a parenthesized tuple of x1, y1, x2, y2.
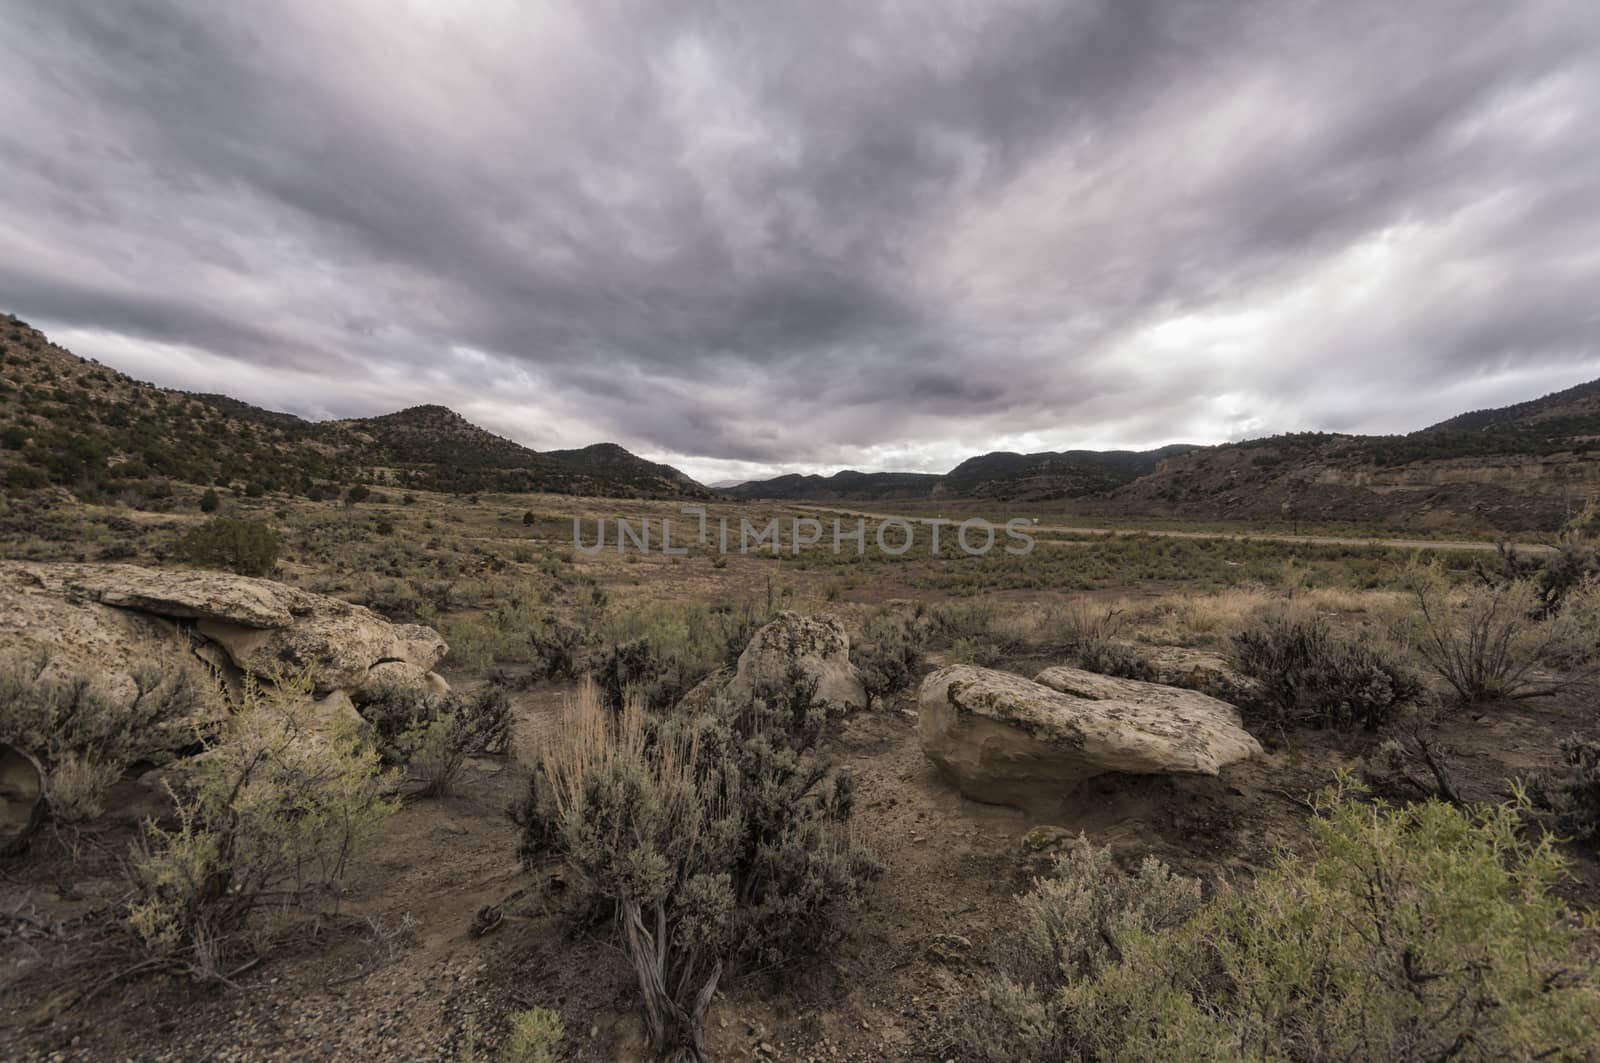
(2, 0, 1597, 483)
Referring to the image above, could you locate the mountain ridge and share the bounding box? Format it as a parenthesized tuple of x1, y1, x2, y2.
(0, 315, 706, 499)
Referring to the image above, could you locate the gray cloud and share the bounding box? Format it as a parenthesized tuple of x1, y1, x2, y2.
(1, 0, 1597, 482)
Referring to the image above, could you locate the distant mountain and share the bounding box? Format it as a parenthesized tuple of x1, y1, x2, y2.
(544, 441, 698, 488)
(726, 446, 1195, 502)
(0, 315, 706, 499)
(726, 470, 942, 501)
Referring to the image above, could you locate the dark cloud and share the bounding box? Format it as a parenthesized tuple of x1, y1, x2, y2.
(1, 0, 1596, 482)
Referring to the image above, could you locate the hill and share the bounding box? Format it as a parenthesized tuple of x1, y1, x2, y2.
(726, 470, 942, 502)
(544, 442, 698, 488)
(0, 315, 706, 500)
(726, 446, 1195, 502)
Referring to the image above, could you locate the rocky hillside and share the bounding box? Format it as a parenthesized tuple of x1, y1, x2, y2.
(0, 315, 706, 500)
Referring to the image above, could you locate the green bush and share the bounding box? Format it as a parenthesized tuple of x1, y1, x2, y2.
(1233, 615, 1421, 730)
(969, 782, 1600, 1061)
(174, 517, 282, 577)
(589, 637, 701, 715)
(198, 488, 220, 513)
(5, 463, 48, 490)
(528, 615, 584, 681)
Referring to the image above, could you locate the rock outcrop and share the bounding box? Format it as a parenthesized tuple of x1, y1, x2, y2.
(0, 743, 46, 857)
(725, 612, 867, 714)
(918, 664, 1260, 806)
(0, 561, 450, 707)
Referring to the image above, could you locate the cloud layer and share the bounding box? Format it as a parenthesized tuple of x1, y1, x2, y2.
(3, 0, 1597, 483)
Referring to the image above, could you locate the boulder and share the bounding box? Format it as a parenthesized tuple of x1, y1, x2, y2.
(0, 743, 47, 857)
(355, 661, 451, 704)
(0, 564, 214, 706)
(198, 615, 446, 694)
(0, 560, 448, 700)
(726, 612, 866, 714)
(918, 665, 1260, 806)
(2, 561, 325, 628)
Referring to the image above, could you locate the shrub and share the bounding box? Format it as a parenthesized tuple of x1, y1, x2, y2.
(1074, 639, 1155, 681)
(5, 463, 48, 490)
(969, 782, 1600, 1061)
(1232, 614, 1422, 730)
(503, 1007, 563, 1062)
(126, 673, 397, 978)
(359, 681, 512, 797)
(528, 615, 584, 681)
(521, 511, 535, 526)
(198, 488, 220, 513)
(855, 613, 923, 709)
(1056, 599, 1128, 657)
(1529, 735, 1600, 845)
(174, 517, 282, 577)
(960, 840, 1202, 1062)
(1403, 562, 1599, 705)
(589, 637, 701, 715)
(1079, 786, 1600, 1059)
(519, 675, 878, 1059)
(345, 484, 370, 504)
(0, 651, 209, 822)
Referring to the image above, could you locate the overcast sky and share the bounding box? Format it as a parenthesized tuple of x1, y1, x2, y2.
(2, 1, 1597, 484)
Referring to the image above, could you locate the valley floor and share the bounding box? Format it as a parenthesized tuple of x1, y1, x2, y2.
(2, 487, 1598, 1060)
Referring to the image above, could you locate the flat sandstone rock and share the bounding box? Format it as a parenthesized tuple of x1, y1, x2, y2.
(918, 664, 1260, 806)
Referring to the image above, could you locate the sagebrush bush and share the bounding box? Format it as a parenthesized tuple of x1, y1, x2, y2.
(528, 614, 584, 681)
(1074, 639, 1155, 681)
(1232, 614, 1422, 730)
(1404, 562, 1599, 705)
(173, 517, 282, 576)
(127, 673, 397, 979)
(961, 839, 1202, 1062)
(969, 782, 1600, 1061)
(0, 650, 209, 822)
(517, 673, 878, 1060)
(359, 681, 511, 796)
(1530, 735, 1600, 845)
(855, 613, 923, 709)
